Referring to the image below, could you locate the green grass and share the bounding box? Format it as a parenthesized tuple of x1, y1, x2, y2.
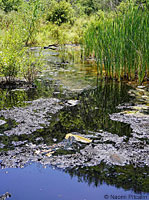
(84, 1, 149, 83)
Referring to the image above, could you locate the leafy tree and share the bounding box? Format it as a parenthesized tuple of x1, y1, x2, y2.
(47, 0, 75, 25)
(78, 0, 123, 15)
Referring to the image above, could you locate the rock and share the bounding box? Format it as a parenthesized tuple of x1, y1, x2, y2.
(65, 133, 92, 144)
(44, 44, 59, 50)
(0, 129, 148, 169)
(0, 192, 11, 200)
(0, 120, 6, 126)
(12, 141, 27, 146)
(109, 153, 124, 164)
(0, 98, 64, 136)
(46, 151, 55, 157)
(66, 100, 79, 107)
(137, 86, 146, 89)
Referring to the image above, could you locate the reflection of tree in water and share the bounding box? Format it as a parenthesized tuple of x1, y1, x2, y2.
(0, 89, 37, 109)
(66, 162, 149, 193)
(0, 80, 148, 193)
(78, 80, 132, 136)
(0, 78, 60, 110)
(50, 81, 133, 137)
(0, 81, 134, 151)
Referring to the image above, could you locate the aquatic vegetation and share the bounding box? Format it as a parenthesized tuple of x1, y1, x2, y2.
(0, 46, 43, 83)
(20, 49, 44, 83)
(84, 1, 149, 83)
(0, 45, 148, 196)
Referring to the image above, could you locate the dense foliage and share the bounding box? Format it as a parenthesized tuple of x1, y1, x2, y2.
(0, 0, 148, 83)
(0, 0, 22, 12)
(47, 0, 74, 25)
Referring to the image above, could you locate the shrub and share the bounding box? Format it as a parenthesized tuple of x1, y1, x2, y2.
(79, 0, 96, 15)
(47, 0, 75, 25)
(0, 24, 24, 82)
(0, 0, 22, 13)
(0, 24, 43, 83)
(78, 0, 123, 15)
(20, 49, 44, 83)
(0, 47, 43, 83)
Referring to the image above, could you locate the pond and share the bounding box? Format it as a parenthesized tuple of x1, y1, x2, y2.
(0, 163, 148, 200)
(0, 45, 148, 199)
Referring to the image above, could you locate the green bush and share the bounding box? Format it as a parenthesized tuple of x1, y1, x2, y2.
(78, 0, 123, 15)
(0, 24, 24, 82)
(20, 49, 43, 83)
(79, 0, 96, 15)
(0, 47, 43, 83)
(0, 0, 22, 13)
(47, 0, 75, 25)
(0, 24, 43, 83)
(0, 10, 17, 30)
(0, 50, 22, 82)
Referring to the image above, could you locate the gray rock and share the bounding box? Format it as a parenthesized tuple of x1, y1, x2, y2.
(0, 120, 6, 126)
(0, 98, 63, 136)
(66, 100, 80, 106)
(0, 192, 11, 200)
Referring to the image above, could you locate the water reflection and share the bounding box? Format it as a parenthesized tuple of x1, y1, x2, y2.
(1, 163, 146, 200)
(0, 88, 38, 109)
(48, 80, 132, 137)
(66, 162, 149, 193)
(0, 46, 148, 197)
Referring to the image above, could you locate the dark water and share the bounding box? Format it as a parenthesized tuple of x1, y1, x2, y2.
(0, 46, 148, 199)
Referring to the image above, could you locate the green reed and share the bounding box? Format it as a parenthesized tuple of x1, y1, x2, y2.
(84, 1, 149, 83)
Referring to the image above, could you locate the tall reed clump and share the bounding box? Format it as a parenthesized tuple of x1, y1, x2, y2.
(84, 1, 149, 83)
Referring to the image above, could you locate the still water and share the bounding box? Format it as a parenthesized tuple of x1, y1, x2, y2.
(0, 163, 146, 200)
(0, 46, 148, 199)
